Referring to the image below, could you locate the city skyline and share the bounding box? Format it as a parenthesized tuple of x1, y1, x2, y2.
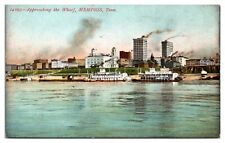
(6, 5, 219, 64)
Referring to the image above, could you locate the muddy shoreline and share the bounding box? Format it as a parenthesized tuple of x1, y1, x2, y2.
(6, 73, 220, 82)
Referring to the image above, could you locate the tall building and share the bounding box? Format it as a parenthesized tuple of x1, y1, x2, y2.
(133, 37, 148, 66)
(161, 40, 173, 58)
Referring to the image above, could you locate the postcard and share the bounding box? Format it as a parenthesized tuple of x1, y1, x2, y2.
(5, 5, 220, 138)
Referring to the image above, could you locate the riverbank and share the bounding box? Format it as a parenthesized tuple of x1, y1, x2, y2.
(9, 65, 220, 77)
(181, 73, 220, 81)
(6, 73, 220, 82)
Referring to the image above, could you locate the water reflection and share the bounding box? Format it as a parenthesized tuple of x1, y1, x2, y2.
(158, 83, 175, 136)
(113, 84, 148, 122)
(134, 96, 146, 115)
(6, 81, 220, 137)
(160, 83, 174, 113)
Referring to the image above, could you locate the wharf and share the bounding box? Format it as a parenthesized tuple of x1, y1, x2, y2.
(6, 73, 220, 82)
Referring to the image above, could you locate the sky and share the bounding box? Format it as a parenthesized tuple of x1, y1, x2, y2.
(5, 5, 219, 64)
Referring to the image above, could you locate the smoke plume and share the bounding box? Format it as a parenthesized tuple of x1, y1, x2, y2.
(142, 29, 172, 38)
(166, 34, 186, 40)
(72, 18, 101, 50)
(61, 17, 102, 59)
(6, 17, 102, 64)
(177, 48, 219, 59)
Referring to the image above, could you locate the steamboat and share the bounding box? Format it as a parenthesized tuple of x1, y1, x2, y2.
(87, 68, 130, 82)
(132, 68, 182, 82)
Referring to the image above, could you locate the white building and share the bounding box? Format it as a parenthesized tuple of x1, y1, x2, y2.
(61, 61, 69, 68)
(176, 56, 188, 66)
(85, 48, 119, 68)
(51, 59, 78, 69)
(68, 63, 78, 68)
(51, 59, 64, 69)
(200, 57, 214, 66)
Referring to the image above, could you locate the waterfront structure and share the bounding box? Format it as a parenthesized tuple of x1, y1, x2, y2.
(133, 68, 181, 82)
(164, 60, 181, 68)
(24, 63, 33, 70)
(76, 59, 85, 67)
(200, 57, 215, 66)
(85, 48, 119, 68)
(18, 65, 25, 70)
(67, 57, 78, 68)
(119, 51, 132, 67)
(85, 54, 113, 68)
(68, 62, 78, 68)
(119, 58, 132, 67)
(88, 68, 130, 81)
(161, 40, 173, 58)
(6, 64, 18, 74)
(68, 57, 85, 68)
(133, 37, 148, 66)
(51, 59, 64, 69)
(186, 59, 201, 66)
(51, 59, 78, 69)
(186, 58, 215, 67)
(68, 57, 76, 63)
(176, 56, 189, 66)
(120, 51, 132, 59)
(33, 59, 49, 70)
(61, 61, 69, 68)
(18, 63, 33, 70)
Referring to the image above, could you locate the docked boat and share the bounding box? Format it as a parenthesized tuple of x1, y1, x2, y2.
(88, 68, 130, 82)
(132, 68, 182, 82)
(20, 76, 32, 81)
(201, 69, 207, 77)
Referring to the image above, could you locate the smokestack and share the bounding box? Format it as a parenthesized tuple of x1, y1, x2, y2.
(91, 48, 96, 56)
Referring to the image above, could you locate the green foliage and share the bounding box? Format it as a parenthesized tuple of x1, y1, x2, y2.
(34, 70, 54, 75)
(11, 70, 56, 77)
(118, 67, 139, 75)
(58, 68, 78, 73)
(10, 65, 220, 77)
(11, 70, 33, 77)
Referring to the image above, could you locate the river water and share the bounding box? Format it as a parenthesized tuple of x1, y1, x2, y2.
(6, 80, 220, 138)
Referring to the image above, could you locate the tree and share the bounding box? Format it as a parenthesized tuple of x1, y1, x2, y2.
(148, 53, 158, 68)
(150, 53, 155, 61)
